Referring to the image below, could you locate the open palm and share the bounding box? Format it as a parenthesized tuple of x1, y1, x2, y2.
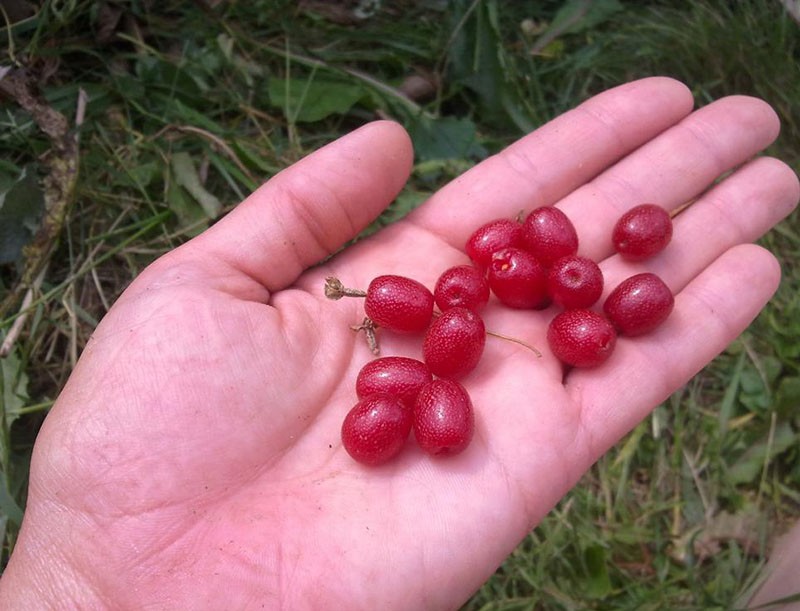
(2, 78, 798, 609)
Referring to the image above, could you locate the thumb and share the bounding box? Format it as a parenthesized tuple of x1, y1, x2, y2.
(186, 120, 413, 293)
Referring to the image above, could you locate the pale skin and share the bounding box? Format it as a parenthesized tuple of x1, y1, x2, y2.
(1, 77, 798, 610)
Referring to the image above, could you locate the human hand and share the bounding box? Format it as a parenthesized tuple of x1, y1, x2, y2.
(1, 77, 797, 609)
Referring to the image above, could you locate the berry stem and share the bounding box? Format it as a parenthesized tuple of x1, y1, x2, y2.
(485, 329, 542, 358)
(324, 277, 367, 300)
(670, 198, 695, 218)
(351, 317, 381, 355)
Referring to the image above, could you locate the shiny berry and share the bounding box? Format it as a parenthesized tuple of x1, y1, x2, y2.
(413, 379, 474, 456)
(423, 307, 486, 379)
(523, 207, 579, 266)
(465, 218, 525, 270)
(356, 357, 433, 409)
(341, 393, 412, 465)
(364, 275, 434, 333)
(547, 255, 604, 309)
(434, 265, 490, 312)
(547, 309, 617, 368)
(487, 247, 548, 309)
(603, 272, 674, 336)
(612, 204, 673, 261)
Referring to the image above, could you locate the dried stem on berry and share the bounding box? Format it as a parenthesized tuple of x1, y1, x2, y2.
(670, 198, 695, 218)
(485, 329, 542, 358)
(351, 317, 381, 355)
(324, 277, 367, 300)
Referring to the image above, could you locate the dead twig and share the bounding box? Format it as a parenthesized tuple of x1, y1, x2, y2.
(0, 69, 83, 328)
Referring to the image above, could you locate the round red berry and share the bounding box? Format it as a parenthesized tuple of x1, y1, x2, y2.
(341, 393, 412, 465)
(413, 379, 474, 457)
(434, 265, 490, 312)
(423, 307, 486, 379)
(465, 218, 525, 270)
(547, 255, 604, 309)
(547, 309, 617, 368)
(364, 275, 434, 334)
(523, 207, 579, 266)
(356, 357, 433, 409)
(603, 272, 674, 336)
(487, 247, 548, 309)
(612, 204, 673, 261)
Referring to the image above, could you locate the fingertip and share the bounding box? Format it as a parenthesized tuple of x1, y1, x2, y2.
(345, 120, 415, 190)
(630, 75, 695, 109)
(717, 95, 783, 145)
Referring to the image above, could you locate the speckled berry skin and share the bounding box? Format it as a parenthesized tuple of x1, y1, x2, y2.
(547, 309, 617, 368)
(413, 379, 474, 456)
(488, 247, 548, 309)
(434, 265, 490, 312)
(356, 357, 433, 409)
(603, 272, 674, 336)
(547, 255, 604, 309)
(465, 218, 525, 270)
(364, 275, 434, 333)
(612, 204, 673, 261)
(341, 393, 413, 465)
(423, 307, 486, 379)
(523, 207, 579, 266)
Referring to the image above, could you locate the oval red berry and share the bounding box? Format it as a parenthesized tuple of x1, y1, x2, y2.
(612, 204, 673, 261)
(465, 218, 525, 270)
(603, 272, 674, 336)
(434, 265, 490, 313)
(413, 379, 474, 457)
(356, 357, 433, 409)
(547, 309, 617, 368)
(423, 307, 486, 379)
(488, 247, 548, 309)
(523, 207, 579, 266)
(341, 393, 412, 465)
(547, 255, 603, 309)
(364, 275, 434, 334)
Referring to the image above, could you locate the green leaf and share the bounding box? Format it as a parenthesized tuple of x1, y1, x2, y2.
(727, 422, 798, 485)
(775, 375, 800, 418)
(170, 152, 222, 219)
(549, 0, 624, 35)
(0, 166, 45, 264)
(583, 544, 612, 599)
(112, 160, 161, 190)
(2, 347, 30, 429)
(407, 116, 486, 162)
(447, 0, 505, 117)
(1, 347, 30, 528)
(0, 471, 23, 527)
(267, 76, 365, 123)
(166, 178, 208, 238)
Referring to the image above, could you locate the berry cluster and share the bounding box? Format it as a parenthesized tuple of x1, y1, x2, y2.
(326, 203, 675, 466)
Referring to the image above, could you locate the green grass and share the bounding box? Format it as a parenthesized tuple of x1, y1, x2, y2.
(1, 0, 799, 608)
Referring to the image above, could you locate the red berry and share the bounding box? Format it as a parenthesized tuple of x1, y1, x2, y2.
(364, 275, 434, 333)
(413, 379, 474, 456)
(434, 265, 490, 312)
(547, 309, 617, 368)
(603, 272, 674, 336)
(423, 307, 486, 379)
(523, 207, 579, 266)
(341, 393, 412, 465)
(465, 218, 525, 270)
(546, 255, 604, 309)
(487, 247, 548, 309)
(612, 204, 673, 261)
(356, 357, 433, 409)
